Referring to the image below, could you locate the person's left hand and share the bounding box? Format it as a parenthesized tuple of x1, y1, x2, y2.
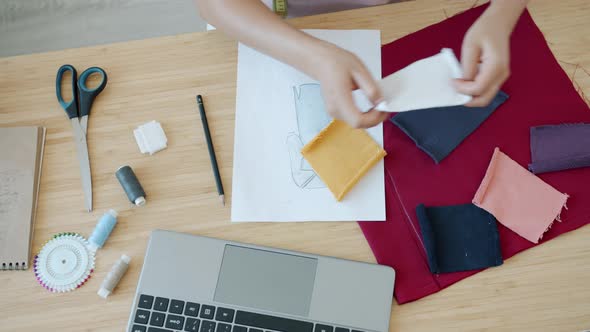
(453, 1, 523, 107)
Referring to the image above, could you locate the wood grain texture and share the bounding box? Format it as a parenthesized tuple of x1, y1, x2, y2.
(0, 0, 589, 331)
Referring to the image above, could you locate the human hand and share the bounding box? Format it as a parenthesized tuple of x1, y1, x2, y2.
(454, 0, 527, 107)
(311, 42, 389, 128)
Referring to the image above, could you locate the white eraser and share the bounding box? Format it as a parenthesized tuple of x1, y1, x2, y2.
(133, 120, 168, 155)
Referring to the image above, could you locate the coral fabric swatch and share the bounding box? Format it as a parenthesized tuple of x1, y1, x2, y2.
(473, 148, 569, 243)
(416, 203, 503, 274)
(301, 119, 386, 201)
(529, 123, 590, 174)
(392, 91, 508, 163)
(359, 5, 590, 304)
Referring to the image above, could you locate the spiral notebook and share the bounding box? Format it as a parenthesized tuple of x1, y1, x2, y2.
(0, 126, 46, 270)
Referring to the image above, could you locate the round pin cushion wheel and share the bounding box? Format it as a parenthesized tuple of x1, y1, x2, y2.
(34, 233, 95, 293)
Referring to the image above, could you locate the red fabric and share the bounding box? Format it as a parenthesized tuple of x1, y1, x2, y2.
(359, 5, 590, 304)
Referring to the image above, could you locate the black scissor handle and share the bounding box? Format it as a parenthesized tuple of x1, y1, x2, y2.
(56, 64, 79, 119)
(77, 67, 108, 118)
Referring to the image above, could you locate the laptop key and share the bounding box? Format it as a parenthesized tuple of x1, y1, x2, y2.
(185, 318, 201, 332)
(315, 324, 334, 332)
(170, 299, 185, 314)
(148, 328, 173, 332)
(232, 326, 247, 332)
(200, 305, 216, 319)
(185, 302, 201, 317)
(200, 320, 216, 332)
(150, 311, 166, 327)
(165, 314, 185, 330)
(248, 329, 262, 332)
(335, 329, 350, 332)
(154, 297, 170, 312)
(216, 322, 232, 332)
(215, 307, 235, 323)
(235, 310, 314, 332)
(134, 309, 150, 324)
(138, 295, 154, 309)
(131, 325, 146, 332)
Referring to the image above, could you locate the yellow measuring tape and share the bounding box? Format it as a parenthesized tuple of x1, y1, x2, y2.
(273, 0, 288, 18)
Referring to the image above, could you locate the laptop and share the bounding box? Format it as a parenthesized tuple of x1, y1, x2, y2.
(127, 230, 395, 332)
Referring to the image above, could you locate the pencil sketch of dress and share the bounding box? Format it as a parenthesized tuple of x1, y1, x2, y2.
(287, 83, 331, 189)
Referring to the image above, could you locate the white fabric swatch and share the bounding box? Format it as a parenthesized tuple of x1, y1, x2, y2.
(354, 48, 472, 113)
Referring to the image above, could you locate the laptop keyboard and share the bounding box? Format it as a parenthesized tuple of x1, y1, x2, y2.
(131, 294, 366, 332)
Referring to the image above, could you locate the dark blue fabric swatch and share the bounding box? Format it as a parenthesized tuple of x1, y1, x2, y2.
(416, 203, 503, 274)
(392, 91, 509, 163)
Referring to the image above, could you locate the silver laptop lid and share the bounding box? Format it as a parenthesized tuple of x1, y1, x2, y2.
(128, 230, 395, 332)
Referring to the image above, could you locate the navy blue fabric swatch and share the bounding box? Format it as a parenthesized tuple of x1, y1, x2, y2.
(392, 91, 509, 163)
(416, 203, 503, 274)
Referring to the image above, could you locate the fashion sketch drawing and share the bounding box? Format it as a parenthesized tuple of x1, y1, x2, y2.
(287, 83, 331, 189)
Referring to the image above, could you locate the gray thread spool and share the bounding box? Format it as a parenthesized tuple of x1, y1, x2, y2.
(116, 165, 146, 206)
(98, 254, 131, 299)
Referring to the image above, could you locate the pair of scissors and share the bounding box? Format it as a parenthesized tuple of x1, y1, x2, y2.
(56, 64, 108, 212)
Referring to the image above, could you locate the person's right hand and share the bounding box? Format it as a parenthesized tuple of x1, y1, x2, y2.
(311, 42, 390, 129)
(198, 0, 388, 128)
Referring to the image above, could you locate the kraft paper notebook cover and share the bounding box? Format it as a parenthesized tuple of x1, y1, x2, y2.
(0, 126, 46, 270)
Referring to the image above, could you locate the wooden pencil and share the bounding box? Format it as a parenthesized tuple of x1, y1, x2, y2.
(196, 95, 225, 206)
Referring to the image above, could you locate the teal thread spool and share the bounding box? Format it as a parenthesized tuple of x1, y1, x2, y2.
(88, 209, 118, 252)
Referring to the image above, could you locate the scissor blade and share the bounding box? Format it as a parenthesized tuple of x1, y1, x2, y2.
(70, 119, 93, 212)
(80, 115, 88, 136)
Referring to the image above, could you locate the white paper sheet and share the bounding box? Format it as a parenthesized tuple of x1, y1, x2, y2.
(353, 48, 472, 113)
(231, 29, 385, 222)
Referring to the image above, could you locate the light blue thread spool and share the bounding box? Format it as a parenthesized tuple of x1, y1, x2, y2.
(89, 209, 118, 252)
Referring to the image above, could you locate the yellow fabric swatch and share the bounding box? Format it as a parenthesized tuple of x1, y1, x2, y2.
(301, 119, 387, 201)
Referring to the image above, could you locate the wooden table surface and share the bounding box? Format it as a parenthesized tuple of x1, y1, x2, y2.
(1, 0, 589, 331)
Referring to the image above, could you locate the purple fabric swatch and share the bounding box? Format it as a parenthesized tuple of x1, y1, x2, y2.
(529, 123, 590, 174)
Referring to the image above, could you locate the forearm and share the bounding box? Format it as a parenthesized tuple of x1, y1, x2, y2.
(488, 0, 530, 33)
(197, 0, 327, 78)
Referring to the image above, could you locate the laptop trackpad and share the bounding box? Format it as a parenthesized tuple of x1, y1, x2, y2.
(214, 245, 318, 317)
